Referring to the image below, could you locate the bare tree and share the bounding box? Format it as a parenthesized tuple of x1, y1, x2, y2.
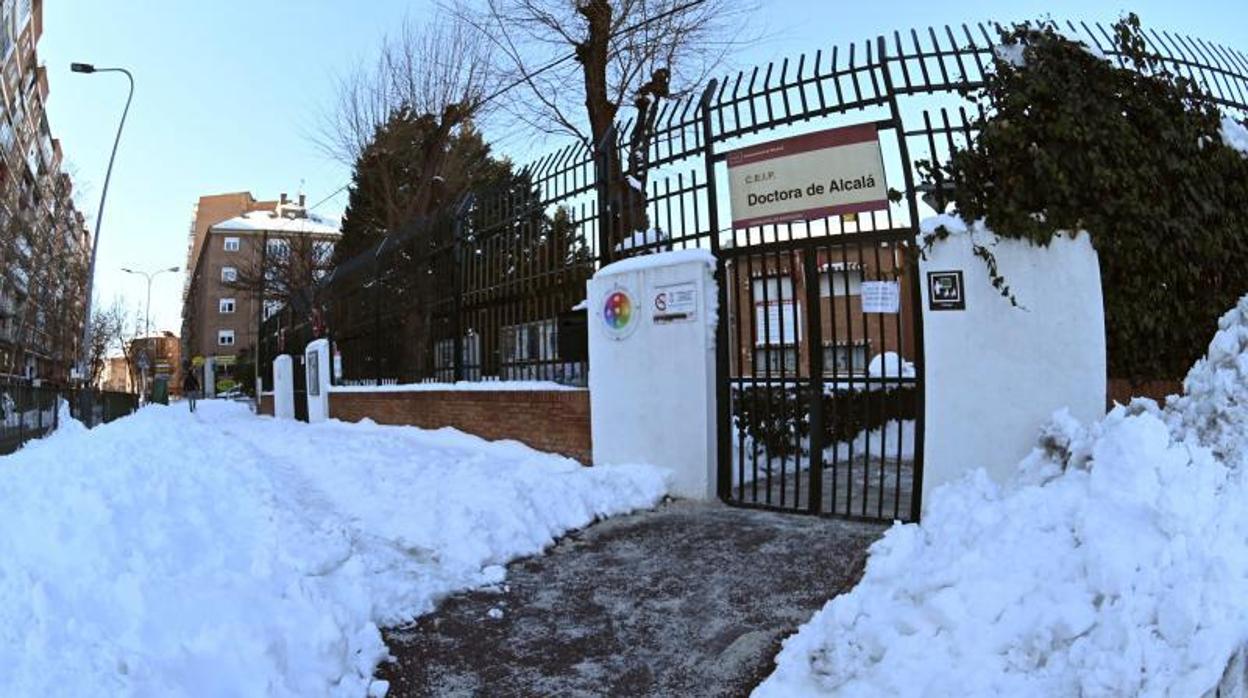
(226, 233, 335, 320)
(86, 296, 132, 387)
(317, 12, 499, 234)
(454, 0, 755, 243)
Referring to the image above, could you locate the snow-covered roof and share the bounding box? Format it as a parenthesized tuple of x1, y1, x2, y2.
(211, 207, 341, 236)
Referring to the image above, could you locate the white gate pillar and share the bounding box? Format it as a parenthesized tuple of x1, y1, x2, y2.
(918, 223, 1106, 508)
(588, 249, 718, 500)
(273, 354, 295, 420)
(305, 339, 331, 423)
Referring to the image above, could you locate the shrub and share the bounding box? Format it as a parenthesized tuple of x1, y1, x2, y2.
(733, 384, 918, 457)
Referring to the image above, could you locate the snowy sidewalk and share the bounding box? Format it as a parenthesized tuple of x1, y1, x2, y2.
(376, 501, 883, 696)
(0, 401, 666, 697)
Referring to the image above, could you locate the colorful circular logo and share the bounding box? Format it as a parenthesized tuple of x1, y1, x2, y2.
(601, 286, 639, 340)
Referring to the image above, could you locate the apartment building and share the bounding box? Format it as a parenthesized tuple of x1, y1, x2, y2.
(0, 0, 91, 385)
(181, 192, 339, 389)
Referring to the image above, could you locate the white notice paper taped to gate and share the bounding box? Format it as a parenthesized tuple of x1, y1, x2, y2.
(861, 280, 900, 313)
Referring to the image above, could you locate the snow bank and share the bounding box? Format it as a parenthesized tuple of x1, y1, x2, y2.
(756, 294, 1248, 697)
(0, 401, 666, 697)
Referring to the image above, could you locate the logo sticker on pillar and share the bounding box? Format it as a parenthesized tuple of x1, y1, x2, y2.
(652, 281, 697, 324)
(927, 270, 966, 311)
(601, 284, 640, 340)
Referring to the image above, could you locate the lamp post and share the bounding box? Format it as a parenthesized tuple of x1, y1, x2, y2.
(122, 266, 179, 401)
(72, 62, 134, 385)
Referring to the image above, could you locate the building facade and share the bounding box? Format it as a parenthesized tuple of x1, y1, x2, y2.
(726, 242, 918, 379)
(0, 0, 91, 386)
(181, 192, 338, 391)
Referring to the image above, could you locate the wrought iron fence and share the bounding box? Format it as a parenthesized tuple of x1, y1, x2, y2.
(260, 20, 1246, 393)
(245, 17, 1248, 518)
(0, 381, 138, 455)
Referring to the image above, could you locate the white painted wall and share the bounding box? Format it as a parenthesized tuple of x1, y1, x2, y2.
(272, 355, 295, 420)
(919, 227, 1105, 506)
(305, 339, 331, 423)
(588, 250, 718, 500)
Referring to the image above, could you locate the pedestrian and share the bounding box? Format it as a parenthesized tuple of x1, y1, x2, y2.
(182, 369, 201, 413)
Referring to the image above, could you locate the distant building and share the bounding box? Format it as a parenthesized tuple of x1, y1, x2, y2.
(94, 332, 182, 396)
(97, 356, 133, 393)
(180, 192, 339, 390)
(0, 0, 91, 385)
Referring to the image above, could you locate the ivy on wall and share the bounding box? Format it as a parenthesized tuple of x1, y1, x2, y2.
(919, 15, 1248, 381)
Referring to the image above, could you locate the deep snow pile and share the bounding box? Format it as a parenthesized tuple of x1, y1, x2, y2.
(755, 295, 1248, 697)
(0, 402, 666, 697)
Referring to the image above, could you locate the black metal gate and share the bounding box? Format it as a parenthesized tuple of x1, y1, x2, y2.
(717, 227, 924, 522)
(292, 352, 308, 422)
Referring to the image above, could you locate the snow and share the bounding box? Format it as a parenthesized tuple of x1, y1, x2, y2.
(0, 401, 666, 697)
(331, 380, 582, 393)
(212, 209, 341, 236)
(867, 352, 916, 379)
(1221, 115, 1248, 157)
(755, 294, 1248, 697)
(616, 227, 670, 253)
(597, 247, 715, 277)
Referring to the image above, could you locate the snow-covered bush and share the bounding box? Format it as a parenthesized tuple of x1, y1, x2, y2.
(756, 293, 1248, 697)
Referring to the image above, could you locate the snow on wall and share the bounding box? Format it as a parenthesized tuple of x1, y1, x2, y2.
(755, 293, 1248, 698)
(330, 380, 582, 393)
(917, 215, 1106, 505)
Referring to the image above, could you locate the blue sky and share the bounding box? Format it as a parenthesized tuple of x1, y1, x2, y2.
(43, 0, 1246, 335)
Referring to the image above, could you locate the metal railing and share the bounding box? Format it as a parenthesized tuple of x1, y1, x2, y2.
(255, 19, 1248, 399)
(0, 380, 138, 455)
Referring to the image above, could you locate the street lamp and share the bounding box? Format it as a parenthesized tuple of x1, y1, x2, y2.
(122, 266, 179, 401)
(72, 62, 134, 385)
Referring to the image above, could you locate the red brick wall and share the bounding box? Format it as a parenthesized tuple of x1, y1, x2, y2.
(258, 394, 273, 416)
(1107, 378, 1184, 409)
(329, 390, 592, 463)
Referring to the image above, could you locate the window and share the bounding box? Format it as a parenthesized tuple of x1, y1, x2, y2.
(502, 320, 557, 363)
(223, 237, 240, 252)
(819, 263, 864, 297)
(219, 298, 236, 314)
(221, 266, 237, 283)
(753, 346, 799, 376)
(751, 275, 799, 346)
(823, 341, 870, 375)
(217, 329, 235, 346)
(266, 238, 289, 257)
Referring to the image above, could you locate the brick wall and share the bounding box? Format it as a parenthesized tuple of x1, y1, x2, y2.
(329, 389, 592, 463)
(1107, 378, 1183, 409)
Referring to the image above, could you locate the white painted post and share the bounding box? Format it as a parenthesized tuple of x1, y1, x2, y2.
(203, 357, 216, 399)
(305, 339, 331, 423)
(918, 227, 1106, 507)
(588, 249, 718, 500)
(272, 355, 295, 420)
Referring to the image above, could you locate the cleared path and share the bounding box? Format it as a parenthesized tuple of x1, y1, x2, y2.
(377, 501, 884, 697)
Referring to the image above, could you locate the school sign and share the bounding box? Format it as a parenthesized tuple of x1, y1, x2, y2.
(725, 123, 888, 229)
